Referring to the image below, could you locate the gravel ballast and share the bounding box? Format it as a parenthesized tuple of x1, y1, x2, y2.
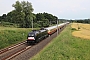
(12, 27, 65, 60)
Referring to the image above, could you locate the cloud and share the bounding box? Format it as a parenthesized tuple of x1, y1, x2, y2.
(29, 0, 90, 19)
(0, 0, 90, 19)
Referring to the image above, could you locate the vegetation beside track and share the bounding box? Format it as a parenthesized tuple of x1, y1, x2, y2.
(0, 27, 39, 49)
(31, 24, 90, 60)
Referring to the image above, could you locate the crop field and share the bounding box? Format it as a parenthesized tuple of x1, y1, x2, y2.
(0, 26, 38, 49)
(71, 23, 90, 39)
(31, 24, 90, 60)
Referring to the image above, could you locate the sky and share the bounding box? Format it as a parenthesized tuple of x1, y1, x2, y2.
(0, 0, 90, 19)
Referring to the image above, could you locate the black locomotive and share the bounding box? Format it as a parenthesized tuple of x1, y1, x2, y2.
(27, 29, 48, 45)
(27, 22, 69, 45)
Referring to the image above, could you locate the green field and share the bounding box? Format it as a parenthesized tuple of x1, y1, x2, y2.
(31, 24, 90, 60)
(0, 26, 38, 49)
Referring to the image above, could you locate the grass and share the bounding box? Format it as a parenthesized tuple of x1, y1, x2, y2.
(0, 26, 39, 49)
(71, 23, 90, 39)
(30, 24, 90, 60)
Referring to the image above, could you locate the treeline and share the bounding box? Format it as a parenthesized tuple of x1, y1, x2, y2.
(69, 19, 90, 24)
(34, 13, 58, 27)
(0, 1, 58, 28)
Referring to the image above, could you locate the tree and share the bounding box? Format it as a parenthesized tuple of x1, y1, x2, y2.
(21, 1, 34, 28)
(0, 16, 2, 21)
(43, 12, 58, 25)
(1, 14, 7, 22)
(12, 1, 24, 27)
(12, 1, 34, 28)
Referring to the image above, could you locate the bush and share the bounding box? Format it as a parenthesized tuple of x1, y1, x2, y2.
(0, 21, 18, 27)
(33, 23, 41, 28)
(78, 27, 80, 30)
(0, 28, 32, 49)
(71, 28, 77, 30)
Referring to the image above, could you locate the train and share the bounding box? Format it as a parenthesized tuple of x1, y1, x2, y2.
(27, 22, 69, 45)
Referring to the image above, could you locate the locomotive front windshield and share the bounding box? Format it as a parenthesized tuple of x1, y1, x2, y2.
(28, 33, 35, 37)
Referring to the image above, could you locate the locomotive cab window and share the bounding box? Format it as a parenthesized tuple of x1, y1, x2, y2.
(28, 33, 35, 37)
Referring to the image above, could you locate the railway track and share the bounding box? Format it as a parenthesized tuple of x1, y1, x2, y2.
(0, 41, 31, 60)
(0, 24, 68, 60)
(12, 27, 66, 60)
(0, 41, 26, 54)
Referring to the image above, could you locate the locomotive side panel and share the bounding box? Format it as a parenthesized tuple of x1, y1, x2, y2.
(27, 30, 48, 45)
